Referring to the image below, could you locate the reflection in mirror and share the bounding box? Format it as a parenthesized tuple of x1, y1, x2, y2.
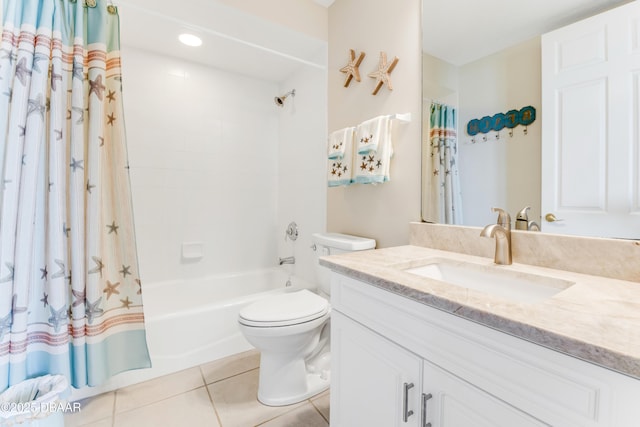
(421, 0, 632, 236)
(423, 102, 463, 225)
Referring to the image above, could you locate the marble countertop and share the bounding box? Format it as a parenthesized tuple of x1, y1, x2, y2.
(320, 245, 640, 380)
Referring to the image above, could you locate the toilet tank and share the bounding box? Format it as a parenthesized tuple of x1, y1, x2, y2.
(312, 232, 376, 297)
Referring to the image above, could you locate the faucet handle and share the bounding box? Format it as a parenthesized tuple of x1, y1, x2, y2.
(515, 206, 531, 230)
(491, 207, 511, 230)
(516, 206, 531, 221)
(285, 221, 299, 242)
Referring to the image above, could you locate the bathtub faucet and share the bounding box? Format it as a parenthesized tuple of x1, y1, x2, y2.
(279, 256, 295, 265)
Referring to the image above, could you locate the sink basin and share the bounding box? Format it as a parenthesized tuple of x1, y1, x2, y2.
(405, 259, 574, 303)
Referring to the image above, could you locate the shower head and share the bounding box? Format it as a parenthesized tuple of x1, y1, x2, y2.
(274, 89, 296, 107)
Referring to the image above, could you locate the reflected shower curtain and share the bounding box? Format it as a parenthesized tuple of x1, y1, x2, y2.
(0, 0, 150, 390)
(424, 102, 463, 224)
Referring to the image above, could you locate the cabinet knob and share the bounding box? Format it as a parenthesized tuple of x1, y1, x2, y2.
(403, 382, 415, 422)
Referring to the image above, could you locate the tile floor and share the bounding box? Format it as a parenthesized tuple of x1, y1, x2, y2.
(64, 350, 330, 427)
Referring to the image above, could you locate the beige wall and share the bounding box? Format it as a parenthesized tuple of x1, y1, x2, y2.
(327, 0, 422, 248)
(422, 53, 459, 106)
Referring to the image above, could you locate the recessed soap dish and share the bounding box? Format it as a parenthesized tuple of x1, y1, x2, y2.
(182, 242, 204, 260)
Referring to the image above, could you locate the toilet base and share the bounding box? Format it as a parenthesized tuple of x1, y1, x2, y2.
(240, 311, 331, 407)
(257, 372, 330, 406)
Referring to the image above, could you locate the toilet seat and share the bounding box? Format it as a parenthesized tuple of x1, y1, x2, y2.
(239, 290, 329, 327)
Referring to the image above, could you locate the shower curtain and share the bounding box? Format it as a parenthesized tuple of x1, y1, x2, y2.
(0, 0, 150, 390)
(424, 102, 463, 224)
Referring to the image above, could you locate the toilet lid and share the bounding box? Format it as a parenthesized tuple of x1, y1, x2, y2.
(238, 289, 329, 327)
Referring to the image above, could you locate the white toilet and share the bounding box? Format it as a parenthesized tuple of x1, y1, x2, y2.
(238, 232, 376, 406)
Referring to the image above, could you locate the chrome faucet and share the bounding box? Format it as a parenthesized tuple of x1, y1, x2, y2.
(480, 207, 512, 265)
(279, 256, 295, 265)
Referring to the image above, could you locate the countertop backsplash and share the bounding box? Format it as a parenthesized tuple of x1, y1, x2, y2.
(410, 222, 640, 283)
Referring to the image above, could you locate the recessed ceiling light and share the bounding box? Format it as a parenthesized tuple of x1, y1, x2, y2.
(178, 33, 202, 47)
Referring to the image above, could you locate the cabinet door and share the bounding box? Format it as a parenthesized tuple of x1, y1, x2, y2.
(541, 1, 640, 238)
(422, 360, 547, 427)
(331, 311, 422, 427)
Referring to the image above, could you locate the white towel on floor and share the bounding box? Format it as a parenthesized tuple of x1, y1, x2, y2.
(356, 115, 391, 155)
(328, 127, 355, 187)
(353, 117, 393, 184)
(328, 127, 354, 160)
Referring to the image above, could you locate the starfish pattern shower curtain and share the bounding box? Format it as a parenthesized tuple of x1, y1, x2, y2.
(0, 0, 150, 390)
(424, 102, 463, 225)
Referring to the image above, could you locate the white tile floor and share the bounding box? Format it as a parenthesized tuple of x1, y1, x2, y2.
(64, 350, 330, 427)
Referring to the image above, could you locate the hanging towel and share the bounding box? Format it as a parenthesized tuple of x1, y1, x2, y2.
(353, 119, 394, 184)
(328, 127, 355, 187)
(356, 115, 391, 154)
(328, 127, 355, 159)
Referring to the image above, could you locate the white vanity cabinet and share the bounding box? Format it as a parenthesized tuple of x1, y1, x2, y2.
(422, 360, 546, 427)
(331, 310, 422, 426)
(330, 272, 640, 427)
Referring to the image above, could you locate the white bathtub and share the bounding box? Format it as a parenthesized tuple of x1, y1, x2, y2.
(144, 267, 313, 370)
(71, 267, 314, 400)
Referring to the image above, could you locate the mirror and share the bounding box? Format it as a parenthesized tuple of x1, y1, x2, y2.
(421, 0, 632, 235)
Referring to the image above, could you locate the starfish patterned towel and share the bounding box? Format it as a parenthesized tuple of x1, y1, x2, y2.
(353, 116, 393, 184)
(328, 127, 355, 187)
(356, 115, 391, 155)
(328, 127, 355, 159)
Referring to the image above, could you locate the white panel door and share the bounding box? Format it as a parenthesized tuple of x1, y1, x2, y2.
(541, 1, 640, 238)
(330, 311, 422, 427)
(422, 360, 547, 427)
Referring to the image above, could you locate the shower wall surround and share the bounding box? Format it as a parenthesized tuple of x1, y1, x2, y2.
(122, 46, 326, 284)
(276, 54, 328, 284)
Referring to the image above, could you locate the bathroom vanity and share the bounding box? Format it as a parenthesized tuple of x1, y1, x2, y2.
(322, 238, 640, 427)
